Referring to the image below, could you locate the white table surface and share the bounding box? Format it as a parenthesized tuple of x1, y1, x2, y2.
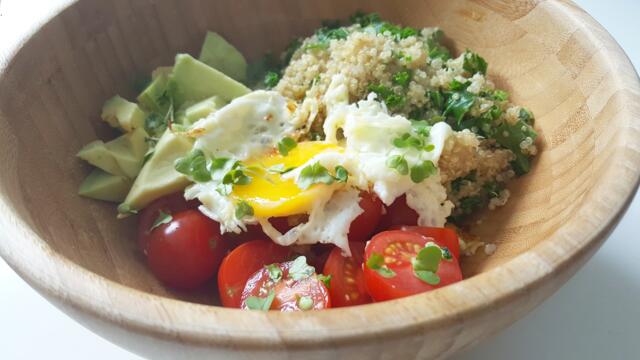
(1, 1, 639, 359)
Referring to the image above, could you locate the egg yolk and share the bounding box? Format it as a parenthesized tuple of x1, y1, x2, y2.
(231, 141, 339, 218)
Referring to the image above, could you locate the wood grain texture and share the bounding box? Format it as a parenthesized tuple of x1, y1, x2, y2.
(0, 0, 639, 359)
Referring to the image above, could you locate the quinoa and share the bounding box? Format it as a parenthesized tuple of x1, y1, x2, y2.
(255, 13, 538, 224)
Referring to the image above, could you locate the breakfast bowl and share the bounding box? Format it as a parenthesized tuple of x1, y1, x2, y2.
(1, 0, 639, 359)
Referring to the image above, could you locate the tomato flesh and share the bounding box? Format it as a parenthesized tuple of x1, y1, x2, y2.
(137, 192, 199, 254)
(241, 260, 330, 311)
(146, 210, 226, 290)
(348, 192, 384, 242)
(323, 242, 371, 307)
(377, 195, 419, 231)
(390, 226, 460, 260)
(363, 230, 463, 301)
(218, 240, 292, 308)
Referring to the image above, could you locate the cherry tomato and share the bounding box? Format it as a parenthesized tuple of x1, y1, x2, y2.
(363, 230, 463, 301)
(390, 226, 460, 260)
(348, 192, 384, 242)
(146, 210, 226, 290)
(322, 242, 371, 307)
(240, 260, 330, 311)
(218, 240, 292, 308)
(377, 195, 419, 231)
(137, 192, 199, 254)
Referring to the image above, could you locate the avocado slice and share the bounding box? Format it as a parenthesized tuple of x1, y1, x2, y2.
(170, 54, 250, 107)
(198, 32, 247, 82)
(77, 140, 125, 176)
(120, 129, 194, 211)
(78, 168, 132, 202)
(104, 127, 148, 178)
(176, 95, 226, 126)
(137, 67, 172, 113)
(101, 95, 147, 132)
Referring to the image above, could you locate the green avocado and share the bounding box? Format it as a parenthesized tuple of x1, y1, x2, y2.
(137, 67, 172, 113)
(101, 95, 146, 132)
(198, 31, 247, 82)
(78, 168, 132, 202)
(120, 129, 194, 212)
(77, 127, 148, 178)
(170, 54, 250, 107)
(176, 95, 226, 126)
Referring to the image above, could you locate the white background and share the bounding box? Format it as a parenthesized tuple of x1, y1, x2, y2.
(1, 1, 639, 359)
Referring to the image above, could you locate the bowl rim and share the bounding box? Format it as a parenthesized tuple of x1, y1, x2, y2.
(1, 0, 639, 349)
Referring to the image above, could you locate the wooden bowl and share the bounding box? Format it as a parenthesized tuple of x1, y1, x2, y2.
(1, 0, 639, 358)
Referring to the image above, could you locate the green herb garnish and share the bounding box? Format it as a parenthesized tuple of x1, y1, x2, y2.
(367, 84, 406, 110)
(149, 210, 172, 232)
(412, 243, 445, 285)
(245, 290, 275, 311)
(410, 160, 437, 183)
(443, 91, 475, 125)
(235, 200, 254, 220)
(366, 252, 396, 278)
(266, 264, 283, 282)
(317, 274, 332, 288)
(174, 149, 212, 183)
(277, 137, 297, 156)
(297, 295, 314, 310)
(392, 70, 411, 87)
(297, 162, 335, 189)
(289, 256, 315, 281)
(463, 50, 488, 75)
(386, 155, 409, 175)
(334, 165, 349, 183)
(264, 71, 280, 88)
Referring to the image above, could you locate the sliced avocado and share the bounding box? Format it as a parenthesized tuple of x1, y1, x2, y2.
(104, 127, 148, 178)
(77, 140, 125, 176)
(177, 95, 225, 126)
(121, 129, 194, 211)
(198, 31, 247, 82)
(137, 68, 172, 114)
(170, 54, 250, 107)
(78, 168, 132, 202)
(101, 95, 147, 132)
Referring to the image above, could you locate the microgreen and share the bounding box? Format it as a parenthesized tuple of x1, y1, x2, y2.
(386, 155, 409, 176)
(317, 274, 332, 288)
(410, 160, 437, 183)
(463, 50, 488, 75)
(277, 137, 297, 156)
(334, 165, 349, 183)
(412, 243, 445, 285)
(266, 264, 283, 282)
(174, 149, 212, 183)
(235, 200, 254, 220)
(366, 252, 396, 278)
(245, 290, 275, 311)
(149, 210, 172, 232)
(288, 256, 315, 281)
(297, 162, 335, 189)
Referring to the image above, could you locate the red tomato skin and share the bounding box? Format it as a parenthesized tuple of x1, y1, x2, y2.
(377, 195, 419, 231)
(240, 261, 331, 311)
(146, 210, 226, 290)
(348, 192, 384, 242)
(323, 242, 371, 307)
(137, 192, 199, 254)
(218, 240, 292, 308)
(390, 226, 461, 260)
(363, 230, 463, 302)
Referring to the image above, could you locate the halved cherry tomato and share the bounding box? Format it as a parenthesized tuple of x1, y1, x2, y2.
(390, 226, 460, 260)
(137, 192, 199, 254)
(377, 195, 418, 230)
(323, 242, 371, 307)
(363, 230, 463, 301)
(146, 210, 226, 290)
(240, 260, 330, 311)
(218, 240, 292, 308)
(348, 192, 384, 242)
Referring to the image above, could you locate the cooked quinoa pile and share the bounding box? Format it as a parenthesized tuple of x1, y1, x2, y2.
(249, 13, 537, 222)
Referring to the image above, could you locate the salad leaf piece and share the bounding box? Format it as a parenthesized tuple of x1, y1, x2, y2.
(289, 256, 315, 281)
(235, 200, 254, 219)
(149, 210, 172, 232)
(245, 290, 275, 311)
(297, 162, 335, 189)
(277, 137, 297, 156)
(463, 50, 488, 75)
(366, 252, 396, 278)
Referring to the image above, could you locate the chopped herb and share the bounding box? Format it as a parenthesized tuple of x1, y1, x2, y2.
(443, 91, 475, 125)
(305, 27, 349, 51)
(317, 274, 332, 288)
(334, 165, 349, 183)
(297, 295, 314, 310)
(246, 52, 279, 87)
(493, 89, 509, 101)
(264, 71, 280, 88)
(349, 11, 382, 28)
(174, 149, 212, 182)
(366, 252, 396, 278)
(449, 79, 471, 91)
(428, 90, 445, 110)
(149, 210, 172, 232)
(235, 200, 254, 219)
(297, 162, 335, 189)
(386, 155, 409, 175)
(277, 136, 297, 156)
(374, 21, 418, 40)
(289, 256, 315, 281)
(493, 119, 537, 175)
(367, 84, 406, 110)
(426, 29, 451, 60)
(266, 264, 283, 282)
(410, 160, 437, 183)
(451, 171, 476, 193)
(459, 196, 482, 215)
(392, 70, 411, 87)
(518, 107, 534, 125)
(483, 181, 503, 198)
(463, 50, 488, 75)
(245, 290, 275, 311)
